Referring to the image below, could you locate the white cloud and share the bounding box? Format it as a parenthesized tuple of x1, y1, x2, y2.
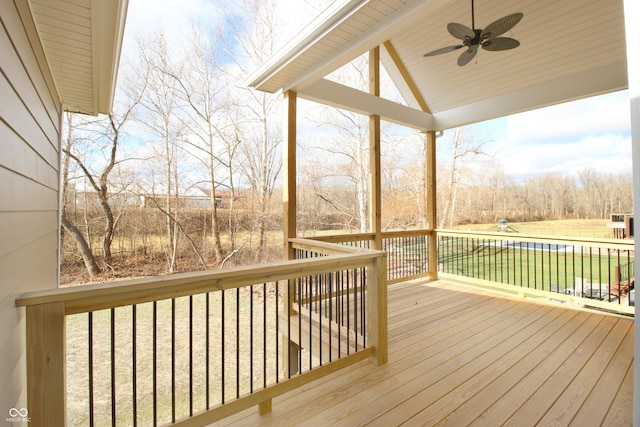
(483, 90, 633, 179)
(122, 0, 334, 46)
(124, 0, 221, 40)
(506, 90, 631, 144)
(496, 133, 632, 179)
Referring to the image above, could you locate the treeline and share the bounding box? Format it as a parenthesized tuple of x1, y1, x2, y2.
(61, 166, 631, 283)
(442, 169, 632, 226)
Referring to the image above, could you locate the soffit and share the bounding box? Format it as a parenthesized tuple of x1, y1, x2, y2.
(28, 0, 128, 115)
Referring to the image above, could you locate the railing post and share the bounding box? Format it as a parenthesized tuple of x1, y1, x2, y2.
(367, 253, 388, 365)
(26, 302, 66, 425)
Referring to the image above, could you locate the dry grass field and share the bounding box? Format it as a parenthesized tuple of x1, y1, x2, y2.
(456, 219, 616, 238)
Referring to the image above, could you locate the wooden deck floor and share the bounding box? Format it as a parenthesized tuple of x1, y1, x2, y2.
(220, 279, 634, 426)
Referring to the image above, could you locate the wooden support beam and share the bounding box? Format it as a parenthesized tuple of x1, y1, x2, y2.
(26, 302, 66, 426)
(369, 47, 382, 250)
(425, 130, 438, 278)
(283, 91, 298, 365)
(283, 90, 297, 260)
(383, 40, 430, 113)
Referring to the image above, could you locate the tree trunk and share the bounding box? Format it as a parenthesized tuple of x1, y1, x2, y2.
(208, 151, 224, 263)
(439, 127, 461, 229)
(61, 215, 101, 277)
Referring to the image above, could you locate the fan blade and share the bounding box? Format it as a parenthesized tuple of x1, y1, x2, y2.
(480, 13, 523, 40)
(424, 45, 464, 57)
(482, 37, 520, 51)
(447, 23, 475, 40)
(457, 46, 478, 66)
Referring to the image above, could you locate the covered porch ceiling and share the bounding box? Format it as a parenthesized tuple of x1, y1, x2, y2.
(248, 0, 628, 131)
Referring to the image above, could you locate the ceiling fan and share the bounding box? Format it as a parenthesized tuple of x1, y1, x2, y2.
(423, 0, 523, 66)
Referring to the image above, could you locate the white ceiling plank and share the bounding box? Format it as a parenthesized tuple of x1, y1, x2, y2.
(432, 60, 628, 130)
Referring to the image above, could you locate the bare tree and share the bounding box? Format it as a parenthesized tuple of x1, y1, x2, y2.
(439, 127, 490, 228)
(60, 113, 101, 277)
(302, 56, 372, 233)
(63, 101, 139, 265)
(165, 27, 234, 263)
(137, 34, 186, 272)
(223, 0, 288, 261)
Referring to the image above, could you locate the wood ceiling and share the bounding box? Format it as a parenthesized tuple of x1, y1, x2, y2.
(249, 0, 628, 130)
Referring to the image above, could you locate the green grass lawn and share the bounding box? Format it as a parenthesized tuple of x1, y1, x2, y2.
(438, 241, 631, 293)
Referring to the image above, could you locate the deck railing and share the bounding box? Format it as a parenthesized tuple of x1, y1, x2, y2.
(308, 230, 433, 283)
(311, 229, 635, 314)
(437, 230, 635, 314)
(16, 239, 387, 426)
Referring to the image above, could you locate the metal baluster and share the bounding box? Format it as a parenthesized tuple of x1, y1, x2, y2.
(221, 290, 225, 402)
(519, 241, 523, 287)
(319, 273, 324, 366)
(361, 266, 366, 349)
(533, 242, 537, 290)
(236, 288, 240, 399)
(298, 277, 302, 374)
(353, 268, 358, 352)
(506, 239, 510, 284)
(171, 299, 176, 423)
(89, 312, 94, 426)
(189, 295, 193, 416)
(556, 245, 560, 294)
(111, 308, 116, 427)
(132, 306, 137, 427)
(275, 282, 279, 384)
(153, 302, 157, 426)
(263, 283, 267, 389)
(205, 293, 210, 409)
(250, 285, 254, 394)
(346, 269, 351, 354)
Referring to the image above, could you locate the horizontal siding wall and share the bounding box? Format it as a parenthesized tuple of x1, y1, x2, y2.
(0, 0, 61, 418)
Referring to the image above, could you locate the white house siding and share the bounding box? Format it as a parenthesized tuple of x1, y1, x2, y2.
(0, 0, 61, 418)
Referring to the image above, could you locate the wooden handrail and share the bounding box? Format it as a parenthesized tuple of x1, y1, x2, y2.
(305, 232, 376, 244)
(289, 237, 378, 254)
(16, 251, 381, 314)
(382, 229, 433, 239)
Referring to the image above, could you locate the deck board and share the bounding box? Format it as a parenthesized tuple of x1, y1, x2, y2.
(220, 279, 633, 426)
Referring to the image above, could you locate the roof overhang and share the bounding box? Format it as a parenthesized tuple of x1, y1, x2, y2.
(27, 0, 129, 115)
(248, 0, 629, 131)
